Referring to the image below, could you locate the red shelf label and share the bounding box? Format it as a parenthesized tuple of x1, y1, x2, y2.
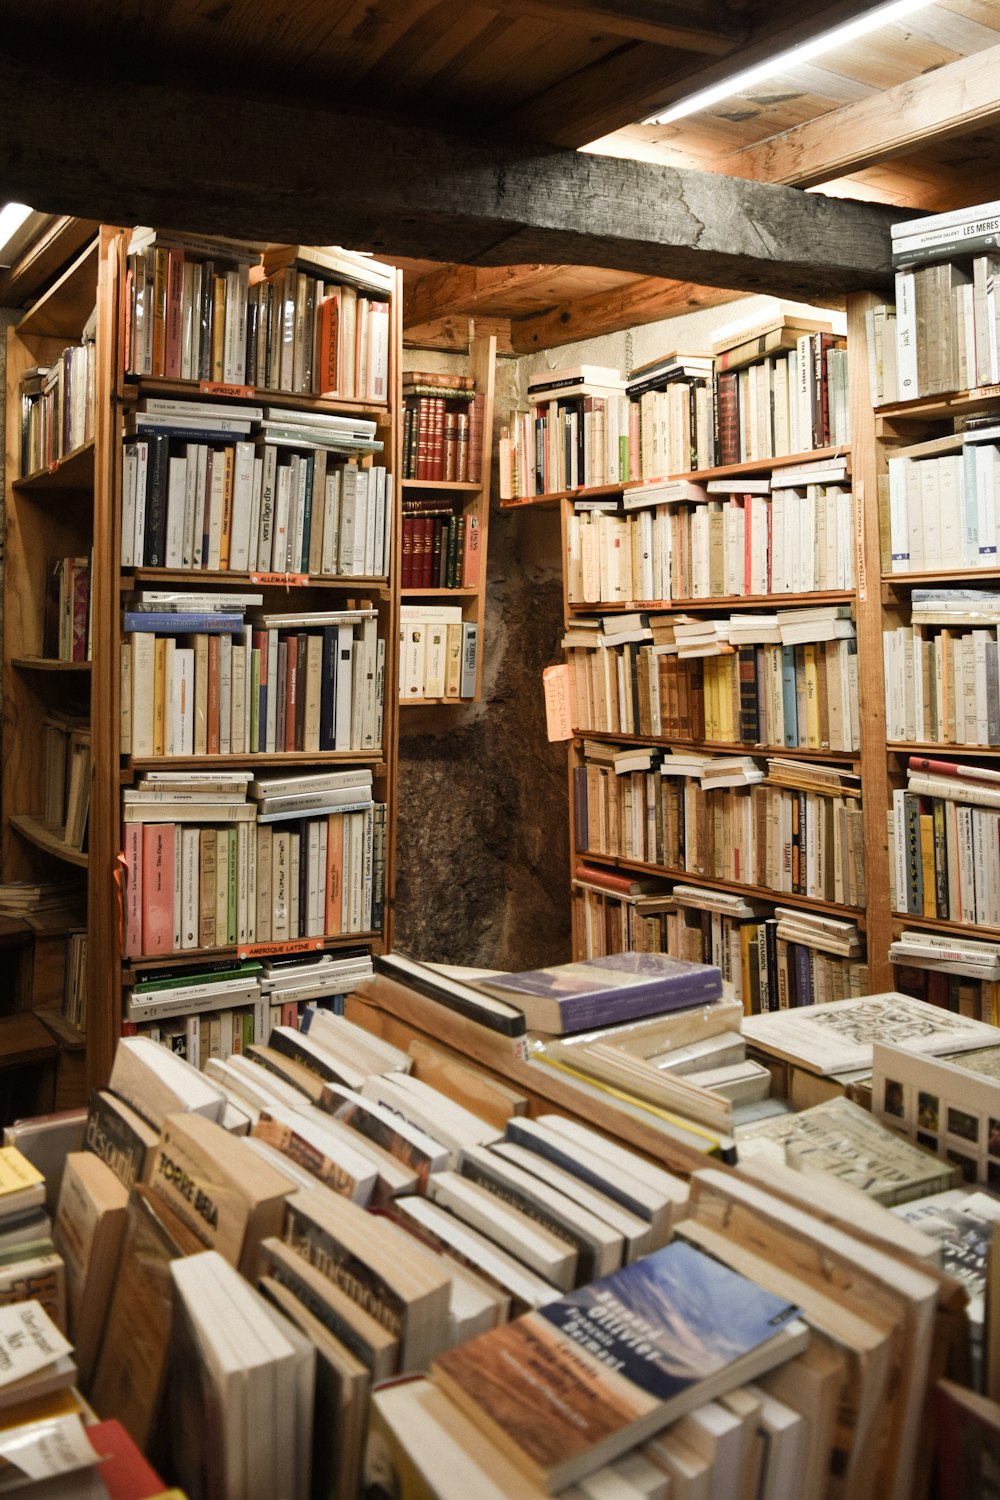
(199, 381, 255, 399)
(250, 572, 309, 587)
(238, 938, 324, 960)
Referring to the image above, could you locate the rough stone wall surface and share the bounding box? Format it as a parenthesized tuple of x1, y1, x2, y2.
(393, 352, 571, 969)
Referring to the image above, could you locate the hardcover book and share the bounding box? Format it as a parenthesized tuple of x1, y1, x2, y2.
(431, 1239, 806, 1492)
(472, 951, 723, 1035)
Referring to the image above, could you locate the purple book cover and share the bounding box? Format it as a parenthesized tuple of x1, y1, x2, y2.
(479, 951, 722, 1031)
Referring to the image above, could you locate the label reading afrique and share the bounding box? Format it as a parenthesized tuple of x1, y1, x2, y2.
(199, 381, 255, 399)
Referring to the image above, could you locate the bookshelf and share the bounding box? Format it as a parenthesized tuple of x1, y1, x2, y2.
(504, 312, 899, 1008)
(399, 334, 495, 705)
(2, 227, 405, 1094)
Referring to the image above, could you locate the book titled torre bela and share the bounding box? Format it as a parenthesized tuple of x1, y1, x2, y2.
(432, 1239, 807, 1492)
(473, 951, 723, 1034)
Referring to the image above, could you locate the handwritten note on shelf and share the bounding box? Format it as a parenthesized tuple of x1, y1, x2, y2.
(543, 664, 574, 742)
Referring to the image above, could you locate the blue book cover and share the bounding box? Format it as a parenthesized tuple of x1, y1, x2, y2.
(433, 1239, 804, 1491)
(122, 612, 246, 634)
(477, 950, 722, 1034)
(780, 644, 798, 747)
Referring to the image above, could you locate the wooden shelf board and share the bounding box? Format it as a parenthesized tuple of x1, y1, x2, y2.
(127, 753, 386, 771)
(891, 913, 1000, 942)
(402, 479, 480, 492)
(399, 696, 473, 706)
(9, 815, 88, 869)
(400, 586, 478, 597)
(875, 386, 1000, 424)
(577, 851, 864, 922)
(500, 447, 851, 507)
(883, 568, 1000, 588)
(13, 442, 95, 492)
(573, 591, 856, 615)
(887, 742, 1000, 759)
(574, 731, 859, 762)
(124, 569, 390, 594)
(17, 238, 99, 339)
(122, 931, 385, 972)
(124, 377, 390, 423)
(12, 657, 92, 673)
(35, 1008, 86, 1050)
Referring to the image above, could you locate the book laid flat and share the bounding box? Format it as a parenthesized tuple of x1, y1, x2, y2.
(431, 1239, 807, 1492)
(742, 991, 1000, 1076)
(472, 951, 723, 1035)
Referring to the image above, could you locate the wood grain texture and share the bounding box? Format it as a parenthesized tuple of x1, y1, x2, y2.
(510, 276, 742, 351)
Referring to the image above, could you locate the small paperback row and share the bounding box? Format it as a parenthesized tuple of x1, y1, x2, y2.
(884, 619, 1000, 745)
(400, 504, 481, 590)
(42, 716, 91, 852)
(122, 773, 387, 956)
(122, 405, 390, 577)
(124, 229, 393, 399)
(122, 603, 384, 756)
(887, 435, 1000, 572)
(18, 343, 95, 477)
(566, 471, 854, 606)
(892, 933, 1000, 1025)
(44, 553, 91, 663)
(566, 610, 859, 751)
(401, 387, 485, 484)
(890, 759, 1000, 928)
(573, 867, 867, 1012)
(576, 744, 866, 906)
(399, 606, 479, 700)
(714, 331, 849, 466)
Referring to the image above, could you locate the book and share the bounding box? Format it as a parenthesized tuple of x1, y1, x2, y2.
(471, 951, 722, 1035)
(83, 1090, 159, 1192)
(52, 1152, 129, 1384)
(431, 1239, 807, 1492)
(0, 1149, 45, 1221)
(0, 1302, 75, 1412)
(108, 1036, 227, 1130)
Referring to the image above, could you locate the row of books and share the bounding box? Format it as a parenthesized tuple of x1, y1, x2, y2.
(565, 623, 860, 752)
(122, 606, 385, 757)
(575, 746, 866, 906)
(124, 229, 393, 399)
(565, 472, 855, 606)
(399, 607, 479, 699)
(893, 255, 1000, 399)
(884, 621, 1000, 745)
(18, 342, 95, 477)
(894, 933, 1000, 1025)
(401, 387, 485, 484)
(41, 717, 90, 852)
(44, 554, 91, 662)
(61, 929, 87, 1031)
(400, 505, 481, 589)
(890, 761, 1000, 928)
(887, 437, 1000, 572)
(498, 315, 849, 498)
(121, 407, 390, 578)
(122, 773, 387, 957)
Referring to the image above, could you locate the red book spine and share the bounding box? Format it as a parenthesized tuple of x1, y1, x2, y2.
(318, 293, 340, 395)
(142, 823, 175, 955)
(716, 371, 740, 466)
(124, 821, 142, 958)
(421, 516, 435, 587)
(416, 397, 432, 480)
(401, 517, 414, 589)
(444, 410, 458, 482)
(285, 633, 298, 751)
(432, 397, 446, 481)
(467, 393, 484, 484)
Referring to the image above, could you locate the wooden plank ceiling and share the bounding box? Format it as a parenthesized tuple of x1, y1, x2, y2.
(2, 0, 998, 347)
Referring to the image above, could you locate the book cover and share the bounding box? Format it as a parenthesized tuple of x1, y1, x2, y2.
(432, 1239, 804, 1492)
(475, 951, 722, 1035)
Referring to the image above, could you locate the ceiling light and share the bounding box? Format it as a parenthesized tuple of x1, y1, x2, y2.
(645, 0, 934, 126)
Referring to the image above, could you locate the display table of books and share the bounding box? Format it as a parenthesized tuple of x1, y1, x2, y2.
(1, 954, 998, 1499)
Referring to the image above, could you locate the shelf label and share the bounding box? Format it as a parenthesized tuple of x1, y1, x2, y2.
(854, 480, 867, 602)
(199, 381, 255, 399)
(238, 938, 324, 960)
(971, 384, 1000, 400)
(543, 664, 574, 742)
(250, 572, 309, 587)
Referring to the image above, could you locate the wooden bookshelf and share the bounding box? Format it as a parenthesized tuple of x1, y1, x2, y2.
(9, 815, 89, 869)
(399, 333, 496, 705)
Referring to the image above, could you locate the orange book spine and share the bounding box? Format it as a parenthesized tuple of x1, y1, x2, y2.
(219, 446, 235, 570)
(207, 634, 221, 754)
(462, 512, 481, 588)
(325, 812, 344, 934)
(142, 823, 175, 955)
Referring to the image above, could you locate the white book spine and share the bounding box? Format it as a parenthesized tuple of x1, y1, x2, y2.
(229, 440, 256, 571)
(165, 455, 188, 568)
(894, 270, 919, 397)
(191, 444, 208, 569)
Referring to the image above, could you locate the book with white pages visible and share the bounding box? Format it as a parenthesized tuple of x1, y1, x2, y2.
(426, 1169, 579, 1292)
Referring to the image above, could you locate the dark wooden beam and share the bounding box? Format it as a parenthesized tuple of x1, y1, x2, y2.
(0, 55, 896, 301)
(510, 278, 745, 352)
(485, 0, 745, 51)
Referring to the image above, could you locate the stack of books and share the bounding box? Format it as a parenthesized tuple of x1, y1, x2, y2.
(890, 757, 1000, 925)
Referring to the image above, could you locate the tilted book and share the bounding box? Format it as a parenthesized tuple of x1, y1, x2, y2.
(431, 1239, 806, 1492)
(472, 951, 722, 1035)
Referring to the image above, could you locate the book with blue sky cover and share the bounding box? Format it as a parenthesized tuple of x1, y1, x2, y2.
(431, 1239, 806, 1492)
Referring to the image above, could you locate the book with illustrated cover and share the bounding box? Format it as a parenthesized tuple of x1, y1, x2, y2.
(473, 951, 723, 1036)
(431, 1239, 806, 1492)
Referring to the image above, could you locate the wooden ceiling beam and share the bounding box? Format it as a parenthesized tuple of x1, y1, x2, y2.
(485, 0, 744, 52)
(404, 263, 557, 327)
(404, 314, 515, 354)
(510, 277, 744, 352)
(724, 40, 1000, 188)
(0, 54, 896, 301)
